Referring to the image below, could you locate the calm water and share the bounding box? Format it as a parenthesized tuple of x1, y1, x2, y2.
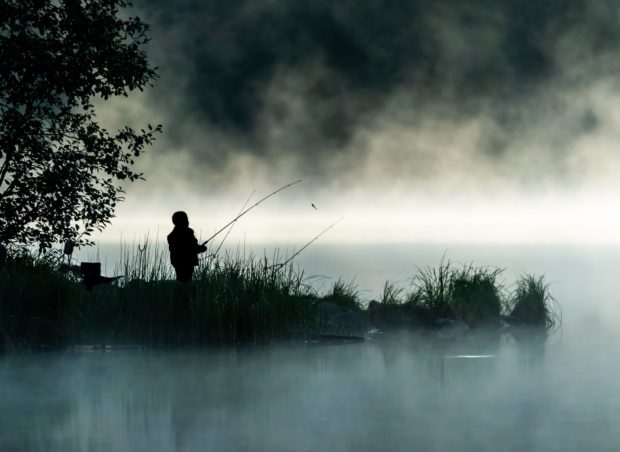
(2, 244, 620, 451)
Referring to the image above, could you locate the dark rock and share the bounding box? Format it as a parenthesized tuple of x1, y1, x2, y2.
(434, 318, 469, 340)
(315, 301, 376, 337)
(367, 301, 434, 330)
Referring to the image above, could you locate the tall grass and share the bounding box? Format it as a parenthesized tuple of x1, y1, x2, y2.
(416, 262, 504, 327)
(0, 249, 80, 350)
(380, 281, 405, 305)
(370, 260, 557, 329)
(0, 243, 321, 349)
(322, 279, 362, 311)
(0, 245, 560, 350)
(80, 245, 318, 345)
(117, 237, 172, 281)
(508, 274, 560, 329)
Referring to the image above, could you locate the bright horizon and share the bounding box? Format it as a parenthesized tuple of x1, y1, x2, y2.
(91, 190, 620, 245)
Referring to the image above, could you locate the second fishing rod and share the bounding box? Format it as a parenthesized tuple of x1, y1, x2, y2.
(200, 179, 302, 247)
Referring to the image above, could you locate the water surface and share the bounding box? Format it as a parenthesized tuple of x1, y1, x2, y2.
(2, 244, 619, 451)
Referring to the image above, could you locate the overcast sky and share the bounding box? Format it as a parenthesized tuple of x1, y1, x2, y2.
(94, 1, 620, 244)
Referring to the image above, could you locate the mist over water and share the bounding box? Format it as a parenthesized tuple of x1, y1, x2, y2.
(0, 335, 599, 452)
(2, 244, 620, 451)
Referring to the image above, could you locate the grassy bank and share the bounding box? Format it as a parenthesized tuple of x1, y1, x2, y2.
(0, 246, 559, 350)
(368, 260, 560, 331)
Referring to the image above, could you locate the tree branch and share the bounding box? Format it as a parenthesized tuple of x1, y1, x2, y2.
(0, 152, 12, 190)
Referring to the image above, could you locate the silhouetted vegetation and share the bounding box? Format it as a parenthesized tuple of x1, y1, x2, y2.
(0, 0, 160, 248)
(416, 262, 503, 327)
(0, 245, 318, 349)
(0, 247, 559, 351)
(508, 274, 559, 328)
(322, 279, 362, 312)
(368, 261, 558, 331)
(0, 249, 80, 350)
(79, 265, 314, 345)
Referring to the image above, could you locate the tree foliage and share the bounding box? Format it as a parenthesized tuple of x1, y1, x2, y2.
(0, 0, 161, 248)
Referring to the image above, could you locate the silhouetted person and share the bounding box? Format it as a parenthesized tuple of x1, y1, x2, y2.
(167, 211, 207, 282)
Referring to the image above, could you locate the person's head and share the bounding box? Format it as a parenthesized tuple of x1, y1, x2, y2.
(172, 211, 189, 228)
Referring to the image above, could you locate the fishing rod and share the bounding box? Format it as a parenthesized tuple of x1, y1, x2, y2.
(200, 179, 302, 247)
(269, 217, 344, 270)
(212, 189, 255, 257)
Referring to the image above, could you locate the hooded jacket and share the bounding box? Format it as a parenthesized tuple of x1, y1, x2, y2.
(167, 226, 201, 267)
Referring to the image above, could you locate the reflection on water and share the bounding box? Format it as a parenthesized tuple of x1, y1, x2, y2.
(1, 330, 619, 452)
(3, 244, 620, 451)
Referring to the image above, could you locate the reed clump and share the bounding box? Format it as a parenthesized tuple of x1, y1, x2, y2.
(369, 261, 557, 330)
(508, 274, 559, 329)
(416, 262, 504, 327)
(322, 279, 362, 312)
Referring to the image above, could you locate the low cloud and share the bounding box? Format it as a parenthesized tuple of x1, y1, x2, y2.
(90, 1, 620, 244)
